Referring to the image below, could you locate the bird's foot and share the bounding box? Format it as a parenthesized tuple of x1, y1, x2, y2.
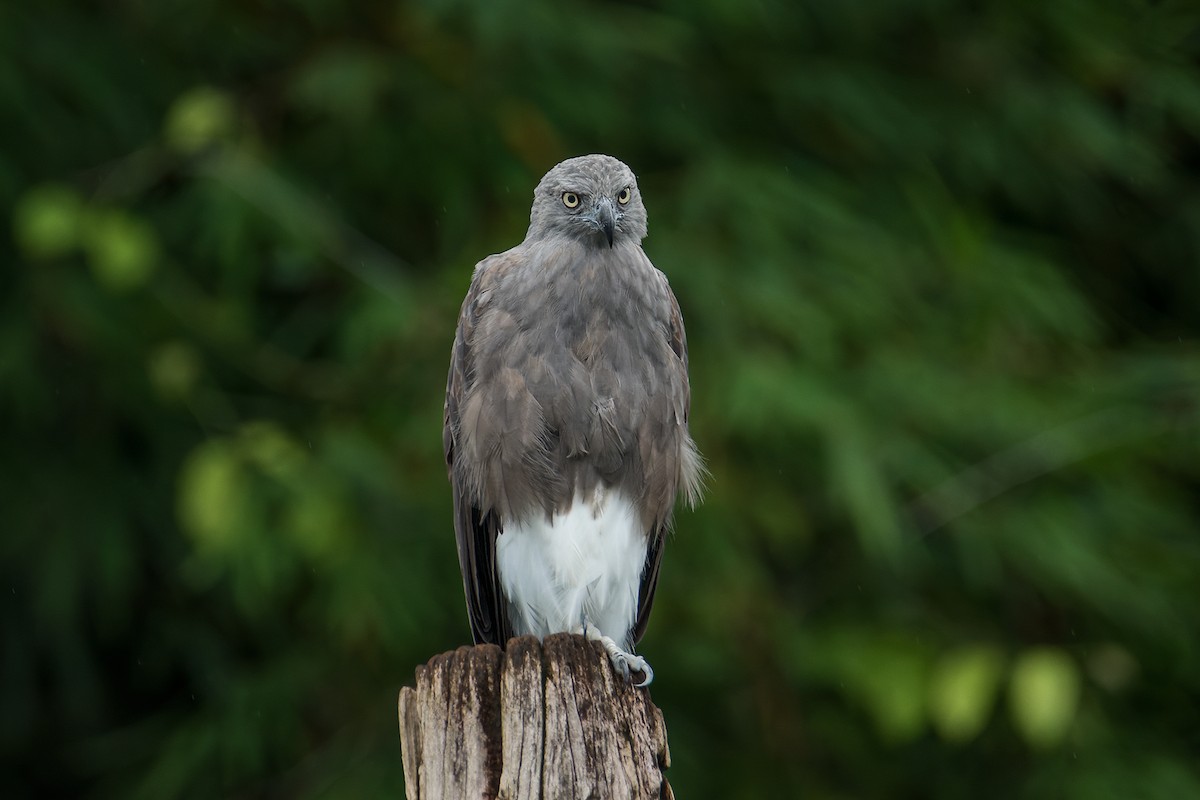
(583, 621, 654, 687)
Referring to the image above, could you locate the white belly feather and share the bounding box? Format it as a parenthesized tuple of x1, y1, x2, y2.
(496, 487, 645, 649)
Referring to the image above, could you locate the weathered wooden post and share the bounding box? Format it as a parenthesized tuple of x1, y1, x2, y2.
(398, 633, 674, 799)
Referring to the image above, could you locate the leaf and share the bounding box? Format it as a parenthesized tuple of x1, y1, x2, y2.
(1009, 647, 1081, 749)
(928, 645, 1005, 743)
(286, 46, 391, 123)
(164, 87, 236, 154)
(238, 421, 306, 482)
(177, 440, 245, 551)
(826, 416, 903, 564)
(801, 627, 932, 743)
(12, 184, 83, 259)
(1087, 642, 1139, 692)
(147, 341, 201, 400)
(82, 209, 159, 290)
(285, 480, 348, 560)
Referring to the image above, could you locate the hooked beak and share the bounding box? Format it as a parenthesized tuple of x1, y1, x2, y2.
(587, 197, 617, 247)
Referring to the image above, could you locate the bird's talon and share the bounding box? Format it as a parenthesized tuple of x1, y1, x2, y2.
(635, 662, 654, 687)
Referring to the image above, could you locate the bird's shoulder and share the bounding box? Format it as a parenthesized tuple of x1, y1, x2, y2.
(624, 247, 677, 306)
(446, 250, 522, 458)
(627, 251, 688, 365)
(464, 247, 520, 300)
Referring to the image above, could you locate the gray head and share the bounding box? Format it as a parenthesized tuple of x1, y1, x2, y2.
(526, 154, 648, 248)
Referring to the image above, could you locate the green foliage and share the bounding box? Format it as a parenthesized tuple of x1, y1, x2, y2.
(929, 645, 1005, 744)
(3, 0, 1199, 797)
(1009, 648, 1081, 750)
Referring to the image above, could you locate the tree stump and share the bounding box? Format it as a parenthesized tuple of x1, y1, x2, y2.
(398, 633, 673, 799)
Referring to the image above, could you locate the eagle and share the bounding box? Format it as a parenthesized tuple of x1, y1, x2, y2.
(443, 154, 702, 685)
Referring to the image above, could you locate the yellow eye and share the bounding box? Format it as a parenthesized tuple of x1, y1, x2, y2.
(617, 187, 631, 205)
(562, 192, 580, 208)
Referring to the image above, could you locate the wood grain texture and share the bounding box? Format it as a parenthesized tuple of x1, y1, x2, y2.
(398, 634, 672, 800)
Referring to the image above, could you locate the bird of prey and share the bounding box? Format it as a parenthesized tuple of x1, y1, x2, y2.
(443, 154, 702, 686)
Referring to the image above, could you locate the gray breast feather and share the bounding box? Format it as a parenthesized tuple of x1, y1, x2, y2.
(452, 240, 698, 532)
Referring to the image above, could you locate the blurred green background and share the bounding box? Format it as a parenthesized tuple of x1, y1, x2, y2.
(4, 0, 1200, 797)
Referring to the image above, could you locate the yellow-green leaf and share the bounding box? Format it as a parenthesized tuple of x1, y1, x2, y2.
(83, 209, 158, 290)
(929, 645, 1004, 743)
(239, 421, 306, 481)
(848, 636, 929, 742)
(13, 184, 83, 259)
(165, 87, 236, 154)
(178, 440, 245, 550)
(1009, 647, 1081, 749)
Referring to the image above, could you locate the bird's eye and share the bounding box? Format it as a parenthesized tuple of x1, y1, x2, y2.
(562, 192, 580, 208)
(617, 187, 631, 205)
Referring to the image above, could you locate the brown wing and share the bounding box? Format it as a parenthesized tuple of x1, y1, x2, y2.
(444, 259, 511, 646)
(631, 279, 692, 645)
